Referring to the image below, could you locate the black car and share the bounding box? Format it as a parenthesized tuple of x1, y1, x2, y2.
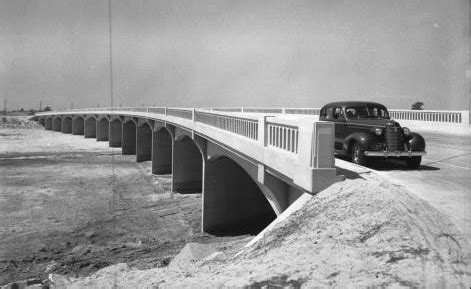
(319, 101, 426, 169)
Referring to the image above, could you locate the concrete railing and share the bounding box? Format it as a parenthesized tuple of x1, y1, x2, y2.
(194, 110, 258, 140)
(48, 107, 469, 124)
(266, 120, 299, 153)
(166, 108, 193, 120)
(388, 109, 468, 124)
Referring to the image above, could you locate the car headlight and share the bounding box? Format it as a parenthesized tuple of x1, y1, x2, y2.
(374, 128, 383, 136)
(402, 127, 410, 136)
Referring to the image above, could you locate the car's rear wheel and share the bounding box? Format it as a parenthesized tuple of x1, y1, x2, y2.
(406, 156, 421, 169)
(351, 142, 368, 166)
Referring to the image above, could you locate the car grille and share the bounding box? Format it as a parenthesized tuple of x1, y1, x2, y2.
(385, 126, 403, 151)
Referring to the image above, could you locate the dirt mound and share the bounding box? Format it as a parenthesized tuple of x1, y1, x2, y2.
(52, 172, 471, 288)
(0, 116, 42, 129)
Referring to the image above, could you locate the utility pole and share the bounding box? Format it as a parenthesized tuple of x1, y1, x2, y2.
(108, 0, 114, 109)
(39, 100, 42, 111)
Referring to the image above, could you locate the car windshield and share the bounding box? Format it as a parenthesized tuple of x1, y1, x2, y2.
(344, 105, 390, 119)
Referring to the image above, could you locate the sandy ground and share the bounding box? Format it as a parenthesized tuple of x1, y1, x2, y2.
(51, 170, 471, 288)
(0, 121, 248, 286)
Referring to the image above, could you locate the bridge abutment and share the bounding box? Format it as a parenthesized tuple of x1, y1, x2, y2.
(97, 118, 109, 141)
(84, 118, 96, 138)
(136, 122, 152, 162)
(152, 127, 173, 174)
(62, 117, 72, 134)
(72, 117, 84, 135)
(109, 119, 122, 147)
(122, 120, 137, 155)
(172, 136, 203, 193)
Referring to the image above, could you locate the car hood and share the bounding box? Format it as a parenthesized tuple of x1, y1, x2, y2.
(347, 118, 400, 127)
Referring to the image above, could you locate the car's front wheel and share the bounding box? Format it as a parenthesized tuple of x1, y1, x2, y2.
(351, 142, 368, 166)
(406, 156, 422, 169)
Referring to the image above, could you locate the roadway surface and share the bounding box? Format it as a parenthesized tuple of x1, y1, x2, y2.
(347, 131, 470, 241)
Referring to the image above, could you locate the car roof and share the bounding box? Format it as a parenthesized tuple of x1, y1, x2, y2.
(321, 101, 387, 108)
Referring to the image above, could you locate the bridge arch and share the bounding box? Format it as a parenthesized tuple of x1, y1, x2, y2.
(136, 121, 152, 162)
(97, 117, 109, 141)
(152, 126, 173, 174)
(62, 117, 72, 134)
(45, 117, 53, 130)
(53, 117, 62, 131)
(122, 119, 137, 155)
(72, 116, 84, 135)
(172, 135, 203, 194)
(109, 118, 122, 147)
(38, 117, 46, 126)
(203, 156, 277, 235)
(84, 117, 97, 138)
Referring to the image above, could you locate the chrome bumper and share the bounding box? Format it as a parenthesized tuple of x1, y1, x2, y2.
(363, 150, 427, 157)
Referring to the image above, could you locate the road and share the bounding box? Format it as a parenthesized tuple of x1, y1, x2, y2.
(353, 131, 470, 241)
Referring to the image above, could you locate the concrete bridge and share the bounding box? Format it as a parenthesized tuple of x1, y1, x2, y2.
(34, 107, 338, 235)
(33, 106, 470, 234)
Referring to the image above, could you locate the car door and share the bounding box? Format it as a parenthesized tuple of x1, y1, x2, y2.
(332, 105, 347, 151)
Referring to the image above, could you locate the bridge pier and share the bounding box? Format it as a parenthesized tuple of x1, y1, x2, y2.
(72, 117, 84, 135)
(45, 118, 52, 130)
(109, 119, 122, 147)
(62, 117, 72, 134)
(97, 118, 109, 141)
(152, 127, 173, 174)
(203, 156, 277, 235)
(172, 136, 203, 193)
(122, 120, 137, 155)
(136, 122, 152, 162)
(84, 118, 96, 138)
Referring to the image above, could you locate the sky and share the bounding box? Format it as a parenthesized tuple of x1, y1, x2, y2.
(0, 0, 469, 110)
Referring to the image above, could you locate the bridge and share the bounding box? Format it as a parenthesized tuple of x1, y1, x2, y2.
(33, 107, 470, 235)
(34, 107, 340, 235)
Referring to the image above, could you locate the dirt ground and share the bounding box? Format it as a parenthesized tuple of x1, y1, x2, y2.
(53, 171, 471, 288)
(0, 119, 248, 285)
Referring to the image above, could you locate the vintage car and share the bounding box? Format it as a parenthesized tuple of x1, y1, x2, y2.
(319, 101, 426, 169)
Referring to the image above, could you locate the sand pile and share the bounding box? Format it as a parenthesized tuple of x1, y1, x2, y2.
(49, 171, 470, 288)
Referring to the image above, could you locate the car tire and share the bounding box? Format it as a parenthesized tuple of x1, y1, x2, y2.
(351, 142, 368, 166)
(406, 156, 421, 169)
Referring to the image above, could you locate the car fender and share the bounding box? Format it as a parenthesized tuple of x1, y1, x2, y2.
(343, 132, 382, 153)
(408, 132, 425, 151)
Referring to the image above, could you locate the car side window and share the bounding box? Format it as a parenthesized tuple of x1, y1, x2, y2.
(324, 107, 334, 119)
(334, 107, 344, 119)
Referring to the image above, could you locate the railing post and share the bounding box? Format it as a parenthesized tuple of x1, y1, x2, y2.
(282, 107, 286, 114)
(192, 108, 196, 122)
(258, 116, 268, 145)
(462, 111, 469, 124)
(164, 107, 167, 116)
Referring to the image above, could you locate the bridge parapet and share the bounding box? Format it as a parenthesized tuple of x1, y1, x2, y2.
(389, 109, 468, 124)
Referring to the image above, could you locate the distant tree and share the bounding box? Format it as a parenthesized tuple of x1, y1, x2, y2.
(20, 108, 24, 112)
(411, 102, 424, 110)
(44, 106, 52, 111)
